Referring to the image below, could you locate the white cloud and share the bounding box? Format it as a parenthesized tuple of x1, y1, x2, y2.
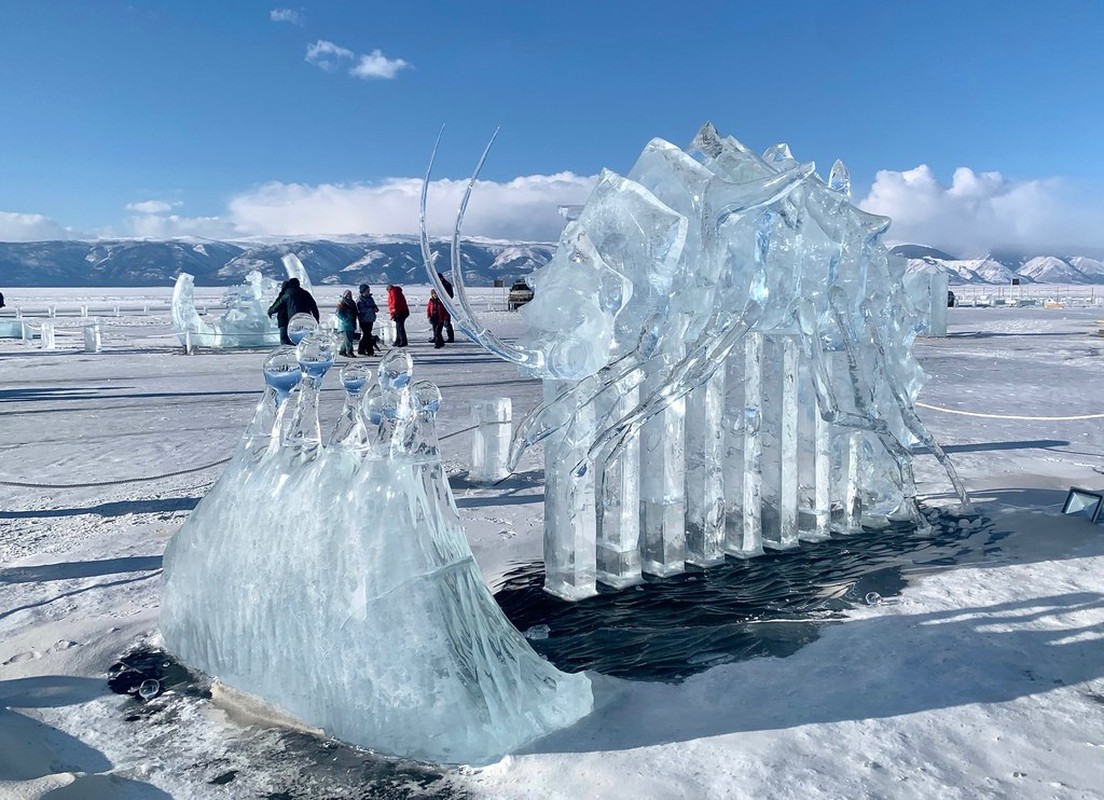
(349, 49, 410, 80)
(305, 40, 411, 80)
(0, 211, 72, 242)
(859, 165, 1104, 256)
(269, 8, 303, 25)
(124, 213, 239, 239)
(125, 199, 178, 214)
(305, 40, 355, 72)
(225, 173, 597, 241)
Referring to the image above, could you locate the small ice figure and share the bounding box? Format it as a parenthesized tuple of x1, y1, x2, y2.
(138, 678, 161, 700)
(378, 349, 414, 391)
(340, 361, 373, 395)
(287, 312, 319, 345)
(524, 624, 551, 641)
(263, 346, 302, 403)
(296, 330, 336, 381)
(864, 591, 883, 606)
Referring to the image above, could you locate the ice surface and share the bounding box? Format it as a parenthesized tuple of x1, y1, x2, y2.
(161, 347, 593, 765)
(171, 257, 315, 349)
(421, 122, 967, 599)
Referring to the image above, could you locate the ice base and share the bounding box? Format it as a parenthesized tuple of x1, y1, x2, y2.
(162, 433, 592, 766)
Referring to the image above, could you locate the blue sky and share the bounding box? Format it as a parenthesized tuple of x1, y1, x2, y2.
(1, 0, 1103, 253)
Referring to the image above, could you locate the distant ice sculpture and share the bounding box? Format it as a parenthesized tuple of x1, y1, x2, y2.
(171, 254, 314, 349)
(421, 123, 969, 600)
(161, 345, 592, 765)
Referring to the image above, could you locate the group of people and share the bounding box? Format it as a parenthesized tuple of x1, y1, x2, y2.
(268, 275, 454, 359)
(336, 284, 383, 357)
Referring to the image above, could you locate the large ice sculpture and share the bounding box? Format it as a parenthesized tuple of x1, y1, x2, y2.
(421, 123, 968, 600)
(171, 254, 315, 349)
(160, 345, 593, 765)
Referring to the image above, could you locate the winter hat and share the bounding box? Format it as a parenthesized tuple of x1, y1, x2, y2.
(359, 284, 370, 293)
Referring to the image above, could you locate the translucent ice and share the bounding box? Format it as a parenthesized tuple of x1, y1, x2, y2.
(161, 349, 592, 765)
(421, 122, 968, 598)
(172, 257, 315, 349)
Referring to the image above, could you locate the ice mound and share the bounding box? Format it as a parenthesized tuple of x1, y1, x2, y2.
(161, 344, 593, 765)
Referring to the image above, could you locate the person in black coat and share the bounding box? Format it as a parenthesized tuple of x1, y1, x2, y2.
(267, 278, 320, 345)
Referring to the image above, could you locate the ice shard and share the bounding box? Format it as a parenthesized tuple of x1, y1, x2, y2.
(161, 347, 593, 765)
(421, 122, 969, 600)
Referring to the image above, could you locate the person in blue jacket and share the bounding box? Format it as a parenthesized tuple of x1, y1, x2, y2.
(336, 290, 358, 357)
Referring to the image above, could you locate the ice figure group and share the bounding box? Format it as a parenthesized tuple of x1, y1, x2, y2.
(170, 254, 313, 349)
(423, 122, 967, 600)
(160, 330, 592, 765)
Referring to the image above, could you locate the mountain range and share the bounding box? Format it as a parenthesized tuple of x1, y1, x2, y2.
(892, 244, 1104, 285)
(0, 236, 554, 288)
(1, 236, 1102, 287)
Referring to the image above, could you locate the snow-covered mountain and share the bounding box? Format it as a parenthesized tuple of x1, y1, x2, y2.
(0, 236, 555, 288)
(892, 245, 1104, 285)
(2, 235, 1103, 287)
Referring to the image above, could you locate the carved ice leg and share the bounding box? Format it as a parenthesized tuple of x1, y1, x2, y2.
(729, 332, 764, 558)
(596, 385, 643, 588)
(765, 336, 800, 550)
(723, 346, 746, 555)
(542, 380, 597, 600)
(809, 394, 834, 542)
(639, 369, 687, 577)
(685, 368, 726, 566)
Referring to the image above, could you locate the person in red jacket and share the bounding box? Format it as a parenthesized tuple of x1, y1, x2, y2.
(426, 289, 450, 349)
(387, 285, 409, 347)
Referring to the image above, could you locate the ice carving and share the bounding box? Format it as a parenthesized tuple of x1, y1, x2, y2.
(171, 255, 315, 349)
(161, 346, 592, 765)
(422, 122, 968, 600)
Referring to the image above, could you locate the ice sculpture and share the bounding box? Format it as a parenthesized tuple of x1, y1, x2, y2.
(421, 123, 968, 600)
(160, 345, 593, 765)
(171, 254, 314, 349)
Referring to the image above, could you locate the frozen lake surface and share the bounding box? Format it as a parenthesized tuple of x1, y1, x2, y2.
(2, 298, 1103, 798)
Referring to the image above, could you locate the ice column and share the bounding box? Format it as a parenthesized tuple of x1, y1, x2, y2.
(83, 320, 102, 353)
(764, 336, 800, 550)
(469, 398, 512, 484)
(730, 332, 764, 558)
(595, 383, 642, 588)
(928, 271, 949, 336)
(40, 322, 56, 350)
(542, 380, 598, 600)
(722, 348, 746, 554)
(685, 368, 726, 566)
(639, 368, 687, 577)
(809, 397, 834, 542)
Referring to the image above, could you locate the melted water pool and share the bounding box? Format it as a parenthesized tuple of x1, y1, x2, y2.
(494, 508, 1004, 681)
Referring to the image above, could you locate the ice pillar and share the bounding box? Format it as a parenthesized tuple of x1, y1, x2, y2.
(729, 332, 764, 557)
(808, 397, 834, 542)
(764, 336, 799, 550)
(542, 380, 598, 600)
(928, 271, 949, 336)
(639, 364, 687, 576)
(685, 368, 726, 566)
(83, 321, 102, 353)
(595, 384, 642, 588)
(469, 397, 512, 484)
